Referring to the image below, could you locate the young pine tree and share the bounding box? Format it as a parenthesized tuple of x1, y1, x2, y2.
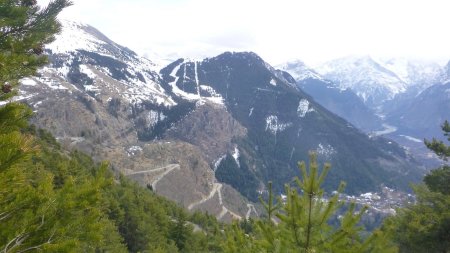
(223, 152, 396, 253)
(0, 1, 123, 252)
(383, 121, 450, 253)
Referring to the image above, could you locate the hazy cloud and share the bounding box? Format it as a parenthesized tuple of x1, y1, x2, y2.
(38, 0, 450, 65)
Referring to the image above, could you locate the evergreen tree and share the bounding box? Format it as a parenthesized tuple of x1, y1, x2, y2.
(384, 121, 450, 253)
(424, 120, 450, 161)
(1, 1, 129, 251)
(0, 2, 227, 252)
(223, 152, 396, 252)
(1, 0, 72, 98)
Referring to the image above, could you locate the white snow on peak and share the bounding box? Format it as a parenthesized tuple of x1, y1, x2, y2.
(46, 20, 105, 55)
(265, 115, 292, 134)
(314, 55, 446, 104)
(263, 61, 297, 88)
(278, 60, 325, 82)
(315, 56, 408, 103)
(377, 57, 444, 90)
(44, 20, 175, 107)
(297, 99, 314, 118)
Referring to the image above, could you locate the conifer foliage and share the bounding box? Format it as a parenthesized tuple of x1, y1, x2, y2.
(425, 120, 450, 161)
(0, 2, 223, 251)
(0, 0, 71, 100)
(223, 153, 396, 253)
(384, 122, 450, 253)
(1, 1, 72, 251)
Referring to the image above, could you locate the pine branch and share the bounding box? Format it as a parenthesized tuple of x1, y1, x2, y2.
(305, 178, 314, 251)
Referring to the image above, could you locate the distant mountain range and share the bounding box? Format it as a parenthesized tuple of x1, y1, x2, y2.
(280, 56, 449, 167)
(15, 20, 427, 221)
(312, 56, 444, 107)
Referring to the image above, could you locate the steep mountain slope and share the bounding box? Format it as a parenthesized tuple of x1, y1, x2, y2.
(46, 20, 175, 106)
(279, 61, 383, 132)
(160, 52, 422, 196)
(18, 20, 255, 222)
(288, 56, 447, 168)
(18, 20, 424, 218)
(386, 82, 450, 139)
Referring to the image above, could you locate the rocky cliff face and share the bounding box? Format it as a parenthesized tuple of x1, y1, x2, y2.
(164, 103, 247, 164)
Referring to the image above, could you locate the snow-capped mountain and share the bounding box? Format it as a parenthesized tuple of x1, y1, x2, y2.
(160, 52, 422, 195)
(45, 20, 175, 106)
(277, 60, 325, 82)
(278, 60, 383, 132)
(18, 20, 257, 222)
(315, 56, 408, 108)
(386, 82, 450, 139)
(378, 58, 443, 87)
(314, 56, 446, 108)
(15, 21, 426, 221)
(445, 61, 450, 83)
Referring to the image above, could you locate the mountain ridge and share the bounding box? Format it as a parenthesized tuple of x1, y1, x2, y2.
(17, 21, 425, 220)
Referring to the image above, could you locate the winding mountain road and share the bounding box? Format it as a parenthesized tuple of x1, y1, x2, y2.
(188, 181, 242, 220)
(126, 164, 180, 190)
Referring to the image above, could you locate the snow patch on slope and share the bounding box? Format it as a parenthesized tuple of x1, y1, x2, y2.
(200, 85, 224, 105)
(269, 79, 277, 86)
(214, 154, 227, 172)
(232, 146, 240, 167)
(168, 61, 201, 100)
(20, 78, 37, 86)
(265, 115, 292, 134)
(126, 146, 143, 156)
(79, 64, 96, 79)
(145, 110, 166, 128)
(316, 143, 336, 158)
(297, 99, 315, 117)
(168, 61, 224, 105)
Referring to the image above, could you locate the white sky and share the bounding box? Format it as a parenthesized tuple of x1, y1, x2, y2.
(38, 0, 450, 66)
